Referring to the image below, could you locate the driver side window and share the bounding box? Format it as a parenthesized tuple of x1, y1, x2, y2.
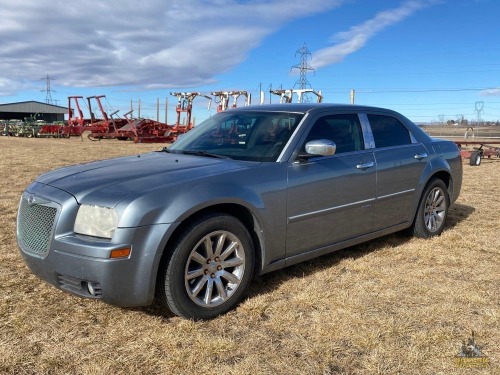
(304, 114, 364, 154)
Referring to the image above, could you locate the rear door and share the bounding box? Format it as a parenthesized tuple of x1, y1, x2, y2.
(286, 113, 376, 258)
(364, 113, 429, 229)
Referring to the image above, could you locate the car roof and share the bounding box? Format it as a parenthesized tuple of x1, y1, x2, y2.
(227, 103, 397, 114)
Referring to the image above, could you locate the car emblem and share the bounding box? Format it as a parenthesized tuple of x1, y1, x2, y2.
(25, 193, 50, 206)
(28, 194, 35, 205)
(27, 194, 48, 206)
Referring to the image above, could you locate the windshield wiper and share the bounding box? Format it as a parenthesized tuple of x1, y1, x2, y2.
(179, 150, 231, 159)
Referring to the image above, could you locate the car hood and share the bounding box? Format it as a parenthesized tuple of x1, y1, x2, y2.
(36, 151, 253, 206)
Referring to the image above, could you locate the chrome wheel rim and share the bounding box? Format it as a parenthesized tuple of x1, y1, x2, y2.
(184, 230, 246, 307)
(424, 187, 447, 232)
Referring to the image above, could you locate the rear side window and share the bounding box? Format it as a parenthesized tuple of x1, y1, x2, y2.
(367, 115, 411, 148)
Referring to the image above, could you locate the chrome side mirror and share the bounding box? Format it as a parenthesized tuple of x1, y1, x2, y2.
(305, 139, 336, 156)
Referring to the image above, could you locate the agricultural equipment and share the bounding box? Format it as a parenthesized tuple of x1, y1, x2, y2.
(80, 95, 130, 140)
(35, 96, 110, 138)
(0, 119, 49, 138)
(0, 119, 23, 136)
(161, 92, 212, 142)
(67, 96, 93, 127)
(455, 141, 500, 166)
(37, 123, 65, 137)
(105, 110, 176, 143)
(269, 88, 323, 103)
(452, 126, 500, 166)
(211, 91, 251, 112)
(171, 92, 212, 125)
(87, 93, 213, 143)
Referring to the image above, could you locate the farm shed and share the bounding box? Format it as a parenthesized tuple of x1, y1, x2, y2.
(0, 101, 67, 122)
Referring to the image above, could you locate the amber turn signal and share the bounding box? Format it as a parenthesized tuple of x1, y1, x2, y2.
(110, 248, 131, 259)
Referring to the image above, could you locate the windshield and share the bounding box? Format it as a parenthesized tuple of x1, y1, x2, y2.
(168, 111, 304, 162)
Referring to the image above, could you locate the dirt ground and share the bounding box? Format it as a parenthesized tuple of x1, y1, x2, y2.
(0, 136, 498, 374)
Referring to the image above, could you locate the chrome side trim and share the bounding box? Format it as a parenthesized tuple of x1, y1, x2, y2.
(377, 189, 415, 201)
(288, 198, 375, 223)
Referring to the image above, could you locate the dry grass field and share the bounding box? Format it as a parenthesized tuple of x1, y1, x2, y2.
(1, 136, 498, 374)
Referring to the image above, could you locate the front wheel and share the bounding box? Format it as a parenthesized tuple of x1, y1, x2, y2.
(411, 178, 450, 238)
(157, 212, 254, 319)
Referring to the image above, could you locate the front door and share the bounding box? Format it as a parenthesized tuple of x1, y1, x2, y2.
(285, 114, 376, 258)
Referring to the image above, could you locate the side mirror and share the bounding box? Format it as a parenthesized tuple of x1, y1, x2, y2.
(305, 139, 337, 156)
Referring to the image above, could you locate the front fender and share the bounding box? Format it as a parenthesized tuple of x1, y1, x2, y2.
(115, 164, 289, 270)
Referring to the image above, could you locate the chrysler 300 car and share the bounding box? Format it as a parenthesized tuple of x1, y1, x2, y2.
(17, 104, 462, 319)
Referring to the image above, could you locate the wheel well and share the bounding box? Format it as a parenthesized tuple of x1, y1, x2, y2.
(431, 170, 452, 194)
(157, 204, 263, 283)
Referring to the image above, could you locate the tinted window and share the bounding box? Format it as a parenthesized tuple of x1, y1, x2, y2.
(169, 111, 303, 162)
(304, 114, 364, 154)
(367, 115, 411, 148)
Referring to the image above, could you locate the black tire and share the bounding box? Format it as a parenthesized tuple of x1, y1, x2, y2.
(469, 151, 481, 166)
(411, 178, 450, 239)
(157, 212, 254, 319)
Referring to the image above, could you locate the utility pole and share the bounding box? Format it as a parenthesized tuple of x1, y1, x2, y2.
(165, 98, 168, 124)
(156, 98, 160, 122)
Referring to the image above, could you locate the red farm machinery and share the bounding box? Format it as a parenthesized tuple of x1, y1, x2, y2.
(455, 140, 500, 166)
(30, 89, 257, 143)
(43, 95, 172, 143)
(211, 91, 251, 112)
(167, 92, 212, 139)
(269, 88, 323, 104)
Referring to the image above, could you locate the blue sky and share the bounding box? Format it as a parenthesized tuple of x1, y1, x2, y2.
(1, 0, 499, 124)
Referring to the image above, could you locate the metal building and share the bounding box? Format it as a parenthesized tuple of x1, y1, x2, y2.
(0, 101, 67, 122)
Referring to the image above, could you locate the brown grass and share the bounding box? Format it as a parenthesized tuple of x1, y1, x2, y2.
(1, 136, 498, 374)
(422, 125, 500, 142)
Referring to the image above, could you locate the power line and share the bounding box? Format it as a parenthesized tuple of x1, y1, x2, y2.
(320, 87, 498, 94)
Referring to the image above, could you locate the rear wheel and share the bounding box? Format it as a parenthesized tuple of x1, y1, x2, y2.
(469, 150, 481, 166)
(157, 212, 254, 319)
(411, 178, 450, 238)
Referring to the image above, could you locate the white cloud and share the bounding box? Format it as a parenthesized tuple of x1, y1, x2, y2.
(0, 0, 345, 92)
(311, 0, 439, 69)
(480, 88, 500, 96)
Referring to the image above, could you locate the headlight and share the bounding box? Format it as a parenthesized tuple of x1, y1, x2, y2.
(74, 205, 118, 239)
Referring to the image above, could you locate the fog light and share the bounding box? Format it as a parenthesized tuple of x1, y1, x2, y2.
(83, 281, 95, 296)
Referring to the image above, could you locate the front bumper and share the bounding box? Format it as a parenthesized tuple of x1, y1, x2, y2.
(17, 182, 175, 307)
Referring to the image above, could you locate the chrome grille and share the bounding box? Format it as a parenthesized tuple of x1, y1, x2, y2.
(17, 195, 58, 257)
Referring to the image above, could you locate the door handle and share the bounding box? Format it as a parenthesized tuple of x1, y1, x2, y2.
(414, 153, 428, 160)
(356, 161, 374, 170)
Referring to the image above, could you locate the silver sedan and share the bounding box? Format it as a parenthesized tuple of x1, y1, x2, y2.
(17, 103, 462, 319)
